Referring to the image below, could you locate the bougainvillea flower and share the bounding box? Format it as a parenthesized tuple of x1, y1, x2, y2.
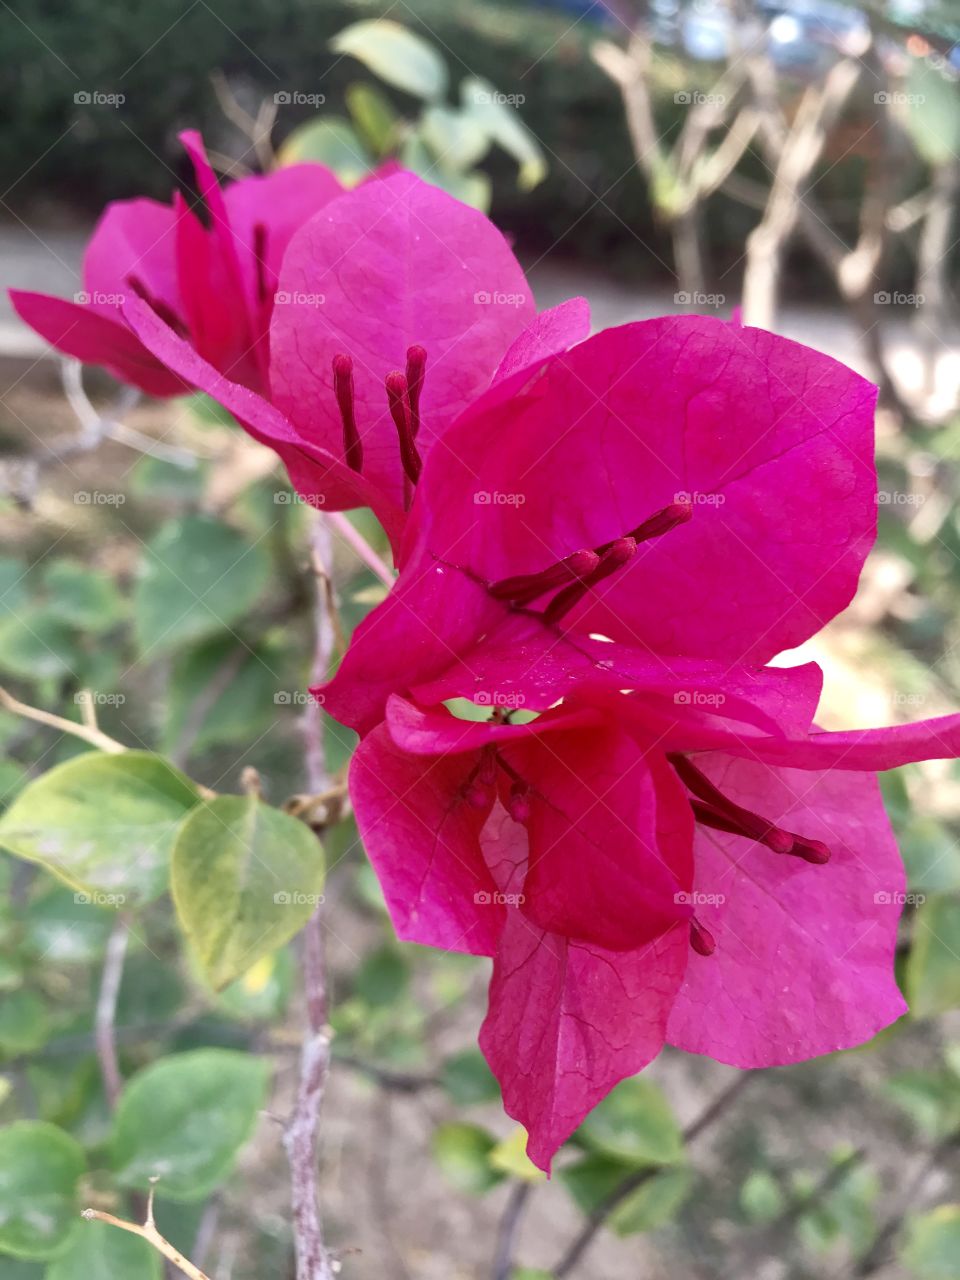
(120, 171, 590, 546)
(323, 312, 960, 1167)
(10, 131, 343, 396)
(320, 313, 879, 734)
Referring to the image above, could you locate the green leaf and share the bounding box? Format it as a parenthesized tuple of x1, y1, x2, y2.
(353, 943, 409, 1008)
(331, 20, 448, 101)
(398, 135, 492, 208)
(440, 1048, 501, 1106)
(561, 1152, 634, 1214)
(0, 1122, 84, 1260)
(0, 557, 29, 614)
(905, 59, 960, 167)
(906, 894, 960, 1017)
(41, 560, 124, 634)
(902, 1204, 960, 1278)
(460, 76, 547, 190)
(489, 1128, 545, 1182)
(740, 1169, 786, 1223)
(0, 990, 49, 1058)
(432, 1123, 504, 1195)
(132, 516, 270, 657)
(162, 636, 286, 757)
(171, 795, 324, 990)
(129, 455, 206, 504)
(111, 1049, 269, 1200)
(217, 948, 293, 1022)
(46, 1220, 162, 1280)
(0, 752, 201, 903)
(421, 105, 490, 173)
(22, 888, 115, 965)
(575, 1077, 682, 1166)
(0, 608, 80, 683)
(887, 1070, 960, 1138)
(610, 1166, 693, 1236)
(345, 82, 399, 156)
(277, 118, 373, 185)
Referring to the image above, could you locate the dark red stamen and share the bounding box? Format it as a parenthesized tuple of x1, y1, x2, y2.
(489, 549, 601, 605)
(386, 371, 422, 486)
(333, 355, 363, 473)
(507, 783, 531, 823)
(597, 500, 693, 555)
(690, 918, 716, 956)
(690, 800, 796, 855)
(126, 276, 189, 338)
(543, 536, 637, 624)
(786, 836, 831, 865)
(405, 345, 427, 441)
(252, 223, 269, 305)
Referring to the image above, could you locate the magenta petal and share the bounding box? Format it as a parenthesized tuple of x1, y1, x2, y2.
(511, 729, 692, 949)
(666, 753, 907, 1065)
(269, 172, 536, 505)
(9, 290, 185, 397)
(350, 722, 505, 955)
(224, 163, 344, 294)
(83, 197, 180, 318)
(491, 297, 591, 383)
(122, 294, 404, 543)
(482, 917, 688, 1171)
(412, 316, 878, 663)
(739, 714, 960, 771)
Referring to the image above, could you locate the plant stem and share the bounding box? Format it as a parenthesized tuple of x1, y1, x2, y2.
(84, 1185, 211, 1280)
(492, 1182, 533, 1280)
(95, 914, 130, 1110)
(325, 511, 394, 587)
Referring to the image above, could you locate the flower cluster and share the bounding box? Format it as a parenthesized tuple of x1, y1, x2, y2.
(18, 136, 960, 1172)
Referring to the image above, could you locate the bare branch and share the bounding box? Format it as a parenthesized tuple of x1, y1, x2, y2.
(95, 914, 130, 1110)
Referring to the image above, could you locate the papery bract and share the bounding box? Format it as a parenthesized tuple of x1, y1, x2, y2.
(11, 131, 343, 396)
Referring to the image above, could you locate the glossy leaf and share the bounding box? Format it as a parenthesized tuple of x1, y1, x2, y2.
(331, 20, 448, 101)
(277, 117, 373, 186)
(0, 751, 201, 903)
(575, 1077, 682, 1166)
(132, 515, 270, 657)
(111, 1049, 269, 1200)
(0, 1122, 84, 1260)
(171, 795, 324, 990)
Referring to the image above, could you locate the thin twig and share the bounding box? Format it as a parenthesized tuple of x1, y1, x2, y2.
(492, 1182, 533, 1280)
(84, 1184, 211, 1280)
(551, 1072, 756, 1277)
(95, 914, 130, 1110)
(325, 511, 394, 587)
(282, 512, 336, 1280)
(0, 687, 217, 798)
